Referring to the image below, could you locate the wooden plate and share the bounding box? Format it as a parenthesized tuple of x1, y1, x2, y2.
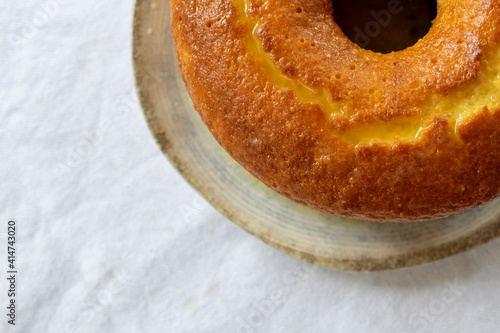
(132, 0, 500, 271)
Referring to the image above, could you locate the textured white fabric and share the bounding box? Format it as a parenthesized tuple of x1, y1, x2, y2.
(1, 1, 500, 332)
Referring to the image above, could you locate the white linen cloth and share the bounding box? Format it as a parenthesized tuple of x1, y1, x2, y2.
(1, 1, 500, 332)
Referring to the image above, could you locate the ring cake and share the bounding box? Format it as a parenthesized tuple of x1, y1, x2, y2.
(170, 0, 500, 221)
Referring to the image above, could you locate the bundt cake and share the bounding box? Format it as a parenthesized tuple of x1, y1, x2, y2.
(170, 0, 500, 221)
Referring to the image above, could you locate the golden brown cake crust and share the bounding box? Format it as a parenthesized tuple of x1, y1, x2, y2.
(170, 0, 500, 221)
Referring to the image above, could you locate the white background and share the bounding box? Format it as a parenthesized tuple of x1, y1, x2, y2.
(1, 0, 500, 332)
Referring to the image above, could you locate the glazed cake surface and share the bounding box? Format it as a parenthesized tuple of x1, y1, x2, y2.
(171, 0, 500, 221)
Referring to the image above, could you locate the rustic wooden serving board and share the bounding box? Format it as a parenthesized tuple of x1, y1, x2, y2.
(132, 0, 500, 271)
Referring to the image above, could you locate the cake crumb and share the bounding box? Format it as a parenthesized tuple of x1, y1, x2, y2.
(151, 2, 158, 10)
(147, 28, 153, 35)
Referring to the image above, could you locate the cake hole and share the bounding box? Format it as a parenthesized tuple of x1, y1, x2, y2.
(300, 38, 305, 43)
(296, 7, 303, 13)
(331, 0, 438, 53)
(179, 17, 183, 22)
(349, 64, 356, 70)
(409, 27, 420, 39)
(311, 42, 316, 47)
(335, 73, 342, 79)
(206, 21, 212, 28)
